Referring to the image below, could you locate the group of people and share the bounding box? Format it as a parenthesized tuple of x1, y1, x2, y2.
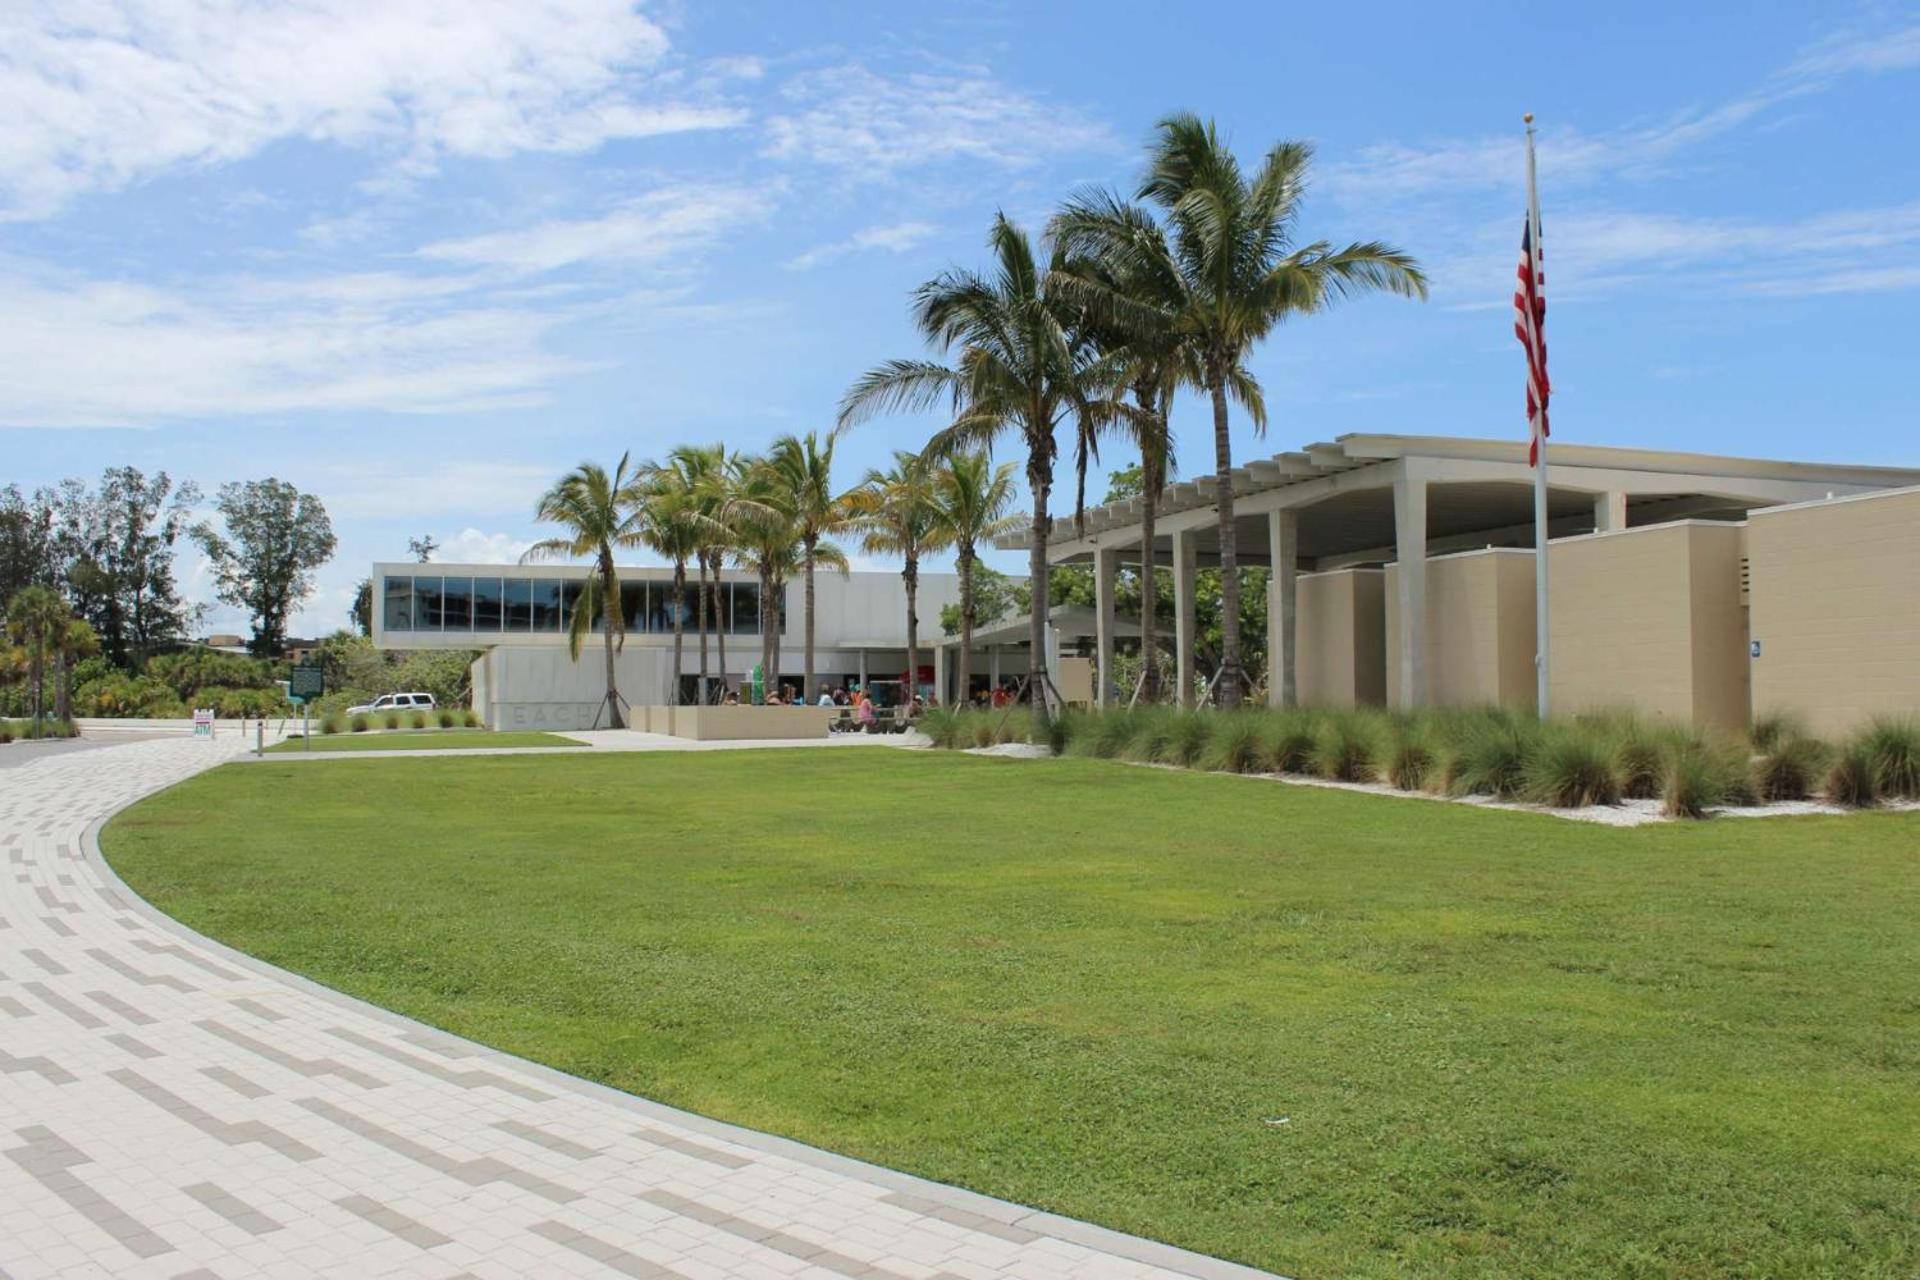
(966, 681, 1026, 710)
(715, 682, 932, 721)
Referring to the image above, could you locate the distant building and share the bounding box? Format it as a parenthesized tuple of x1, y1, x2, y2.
(371, 562, 962, 729)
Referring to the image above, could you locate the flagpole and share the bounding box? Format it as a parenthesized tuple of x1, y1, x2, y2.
(1526, 112, 1551, 720)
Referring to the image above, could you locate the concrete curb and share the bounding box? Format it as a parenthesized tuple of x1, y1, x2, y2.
(85, 753, 1285, 1280)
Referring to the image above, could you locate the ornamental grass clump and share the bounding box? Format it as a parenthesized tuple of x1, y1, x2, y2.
(349, 713, 370, 733)
(1749, 710, 1807, 753)
(1202, 712, 1269, 774)
(1450, 715, 1540, 799)
(409, 710, 429, 730)
(1167, 711, 1213, 767)
(1383, 720, 1438, 791)
(1859, 716, 1920, 800)
(462, 709, 481, 728)
(1825, 744, 1880, 808)
(1658, 736, 1751, 818)
(1752, 735, 1827, 802)
(320, 714, 343, 736)
(1262, 710, 1320, 775)
(1524, 726, 1622, 808)
(436, 707, 457, 728)
(1611, 726, 1667, 800)
(920, 706, 963, 749)
(1311, 710, 1380, 783)
(382, 711, 401, 730)
(1077, 708, 1143, 759)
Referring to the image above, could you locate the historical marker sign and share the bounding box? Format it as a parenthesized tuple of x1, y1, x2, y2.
(289, 665, 325, 703)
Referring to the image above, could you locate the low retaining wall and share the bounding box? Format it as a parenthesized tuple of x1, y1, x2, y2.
(634, 705, 833, 740)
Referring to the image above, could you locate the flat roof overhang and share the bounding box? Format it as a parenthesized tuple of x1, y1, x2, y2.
(1001, 432, 1920, 569)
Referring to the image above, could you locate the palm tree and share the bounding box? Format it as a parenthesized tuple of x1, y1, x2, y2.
(856, 451, 948, 704)
(5, 585, 72, 732)
(1091, 114, 1428, 706)
(767, 429, 863, 703)
(841, 214, 1106, 729)
(927, 450, 1019, 705)
(650, 445, 732, 704)
(521, 455, 651, 728)
(725, 454, 802, 699)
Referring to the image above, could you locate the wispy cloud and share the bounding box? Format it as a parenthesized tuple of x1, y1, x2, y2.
(764, 62, 1116, 176)
(1324, 19, 1920, 207)
(428, 527, 537, 564)
(0, 0, 745, 218)
(417, 184, 773, 276)
(785, 220, 938, 270)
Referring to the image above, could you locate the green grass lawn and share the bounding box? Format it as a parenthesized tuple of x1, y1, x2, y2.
(102, 751, 1919, 1279)
(268, 730, 583, 752)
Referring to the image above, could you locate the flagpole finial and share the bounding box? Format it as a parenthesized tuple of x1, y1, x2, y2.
(1523, 112, 1534, 125)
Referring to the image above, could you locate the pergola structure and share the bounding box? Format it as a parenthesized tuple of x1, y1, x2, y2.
(996, 433, 1920, 710)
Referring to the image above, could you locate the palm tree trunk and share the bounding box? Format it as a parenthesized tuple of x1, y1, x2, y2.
(695, 559, 709, 705)
(956, 545, 974, 705)
(54, 650, 69, 723)
(601, 565, 625, 729)
(670, 559, 686, 705)
(1026, 456, 1051, 730)
(766, 574, 781, 694)
(1138, 386, 1165, 705)
(803, 535, 817, 703)
(1209, 373, 1242, 708)
(903, 552, 919, 706)
(710, 555, 728, 701)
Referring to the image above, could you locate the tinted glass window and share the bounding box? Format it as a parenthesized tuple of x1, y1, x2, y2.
(530, 579, 562, 632)
(503, 578, 533, 632)
(472, 577, 503, 630)
(441, 577, 473, 629)
(560, 579, 603, 632)
(732, 581, 759, 635)
(382, 576, 412, 631)
(620, 580, 648, 632)
(414, 576, 445, 629)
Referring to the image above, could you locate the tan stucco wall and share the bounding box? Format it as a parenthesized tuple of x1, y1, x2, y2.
(1547, 521, 1750, 731)
(637, 705, 832, 740)
(1748, 486, 1920, 738)
(1386, 549, 1536, 709)
(1296, 569, 1385, 706)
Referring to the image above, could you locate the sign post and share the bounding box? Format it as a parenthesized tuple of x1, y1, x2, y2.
(289, 665, 325, 752)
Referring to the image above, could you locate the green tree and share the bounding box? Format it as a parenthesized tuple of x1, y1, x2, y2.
(1070, 115, 1427, 705)
(349, 580, 373, 636)
(193, 479, 338, 657)
(841, 214, 1110, 729)
(642, 447, 717, 704)
(4, 585, 72, 731)
(725, 454, 806, 699)
(520, 455, 650, 729)
(768, 429, 862, 702)
(855, 451, 947, 702)
(928, 451, 1019, 703)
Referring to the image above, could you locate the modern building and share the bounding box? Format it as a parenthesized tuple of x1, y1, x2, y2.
(372, 562, 960, 729)
(1008, 434, 1920, 734)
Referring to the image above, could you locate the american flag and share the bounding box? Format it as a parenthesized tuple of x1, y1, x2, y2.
(1514, 217, 1549, 465)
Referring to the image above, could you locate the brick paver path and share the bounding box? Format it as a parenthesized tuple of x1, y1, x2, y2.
(0, 737, 1274, 1280)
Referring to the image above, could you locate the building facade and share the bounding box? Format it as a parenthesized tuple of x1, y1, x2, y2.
(372, 562, 961, 729)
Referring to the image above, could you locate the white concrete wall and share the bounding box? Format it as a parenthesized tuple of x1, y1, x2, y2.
(474, 645, 674, 731)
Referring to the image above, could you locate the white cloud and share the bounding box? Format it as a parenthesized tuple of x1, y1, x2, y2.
(0, 0, 744, 218)
(1324, 21, 1920, 208)
(764, 62, 1115, 176)
(785, 220, 938, 270)
(429, 527, 536, 564)
(311, 461, 556, 521)
(418, 183, 772, 275)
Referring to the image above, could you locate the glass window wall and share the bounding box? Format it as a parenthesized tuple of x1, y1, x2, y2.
(471, 576, 503, 630)
(414, 575, 445, 630)
(382, 576, 412, 631)
(441, 576, 473, 630)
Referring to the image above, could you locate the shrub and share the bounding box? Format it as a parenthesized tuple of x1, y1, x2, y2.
(350, 713, 370, 733)
(1860, 717, 1920, 800)
(382, 711, 401, 730)
(1383, 721, 1438, 791)
(1749, 710, 1807, 753)
(462, 708, 481, 729)
(436, 707, 457, 729)
(1611, 726, 1667, 800)
(1656, 737, 1749, 818)
(1042, 712, 1070, 756)
(1126, 709, 1180, 763)
(1752, 736, 1826, 802)
(920, 706, 963, 749)
(320, 714, 344, 736)
(0, 722, 11, 744)
(1452, 717, 1539, 798)
(1312, 712, 1379, 783)
(970, 713, 999, 749)
(1826, 745, 1879, 808)
(1202, 712, 1269, 774)
(408, 710, 428, 730)
(1262, 711, 1320, 774)
(1525, 727, 1622, 808)
(1086, 708, 1144, 759)
(1167, 712, 1212, 767)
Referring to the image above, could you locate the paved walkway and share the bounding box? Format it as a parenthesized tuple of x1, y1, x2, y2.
(251, 729, 933, 763)
(0, 737, 1273, 1280)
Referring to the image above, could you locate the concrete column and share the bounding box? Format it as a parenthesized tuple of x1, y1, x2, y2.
(989, 645, 1000, 690)
(858, 648, 868, 688)
(933, 641, 947, 706)
(1093, 546, 1119, 708)
(1266, 508, 1298, 708)
(1393, 470, 1429, 709)
(1044, 622, 1063, 709)
(1594, 490, 1628, 532)
(1172, 528, 1198, 709)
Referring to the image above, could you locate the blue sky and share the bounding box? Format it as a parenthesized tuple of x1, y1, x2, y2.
(4, 1, 1916, 635)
